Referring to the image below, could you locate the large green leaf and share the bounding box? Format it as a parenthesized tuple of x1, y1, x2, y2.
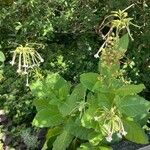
(77, 143, 94, 150)
(64, 118, 92, 140)
(0, 51, 5, 62)
(32, 105, 63, 127)
(123, 120, 149, 144)
(59, 84, 86, 116)
(115, 84, 145, 96)
(80, 73, 100, 91)
(77, 143, 112, 150)
(52, 130, 73, 150)
(97, 93, 111, 109)
(92, 80, 108, 93)
(42, 127, 62, 150)
(118, 33, 129, 52)
(81, 100, 100, 132)
(30, 73, 70, 106)
(88, 132, 103, 146)
(116, 95, 149, 118)
(33, 99, 52, 111)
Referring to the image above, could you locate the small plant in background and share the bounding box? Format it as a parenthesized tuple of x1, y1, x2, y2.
(21, 128, 38, 150)
(31, 6, 150, 150)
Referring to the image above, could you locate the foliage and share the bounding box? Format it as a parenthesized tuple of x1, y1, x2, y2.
(0, 0, 150, 149)
(31, 8, 150, 150)
(21, 128, 38, 149)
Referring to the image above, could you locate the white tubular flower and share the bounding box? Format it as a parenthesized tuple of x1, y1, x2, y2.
(94, 53, 99, 58)
(117, 132, 122, 138)
(10, 44, 44, 86)
(106, 135, 113, 142)
(94, 116, 100, 121)
(95, 106, 127, 141)
(25, 74, 29, 87)
(10, 52, 17, 65)
(35, 51, 44, 62)
(18, 53, 22, 74)
(121, 130, 127, 136)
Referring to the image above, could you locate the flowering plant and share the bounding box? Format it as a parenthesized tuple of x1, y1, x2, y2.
(30, 6, 150, 150)
(10, 44, 44, 86)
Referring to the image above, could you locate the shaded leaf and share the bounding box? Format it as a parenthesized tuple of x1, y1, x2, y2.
(115, 84, 145, 96)
(97, 93, 111, 108)
(32, 106, 63, 127)
(88, 132, 103, 146)
(65, 118, 92, 140)
(118, 33, 129, 52)
(77, 143, 112, 150)
(123, 120, 149, 144)
(52, 131, 73, 150)
(80, 73, 100, 91)
(30, 73, 70, 106)
(116, 95, 149, 118)
(42, 127, 62, 150)
(59, 84, 86, 116)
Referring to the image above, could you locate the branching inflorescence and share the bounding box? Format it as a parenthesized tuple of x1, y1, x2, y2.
(10, 44, 44, 86)
(95, 4, 140, 59)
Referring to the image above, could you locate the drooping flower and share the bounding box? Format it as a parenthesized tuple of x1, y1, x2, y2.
(94, 106, 127, 141)
(121, 130, 127, 136)
(94, 53, 99, 58)
(117, 132, 122, 138)
(10, 44, 44, 86)
(106, 135, 113, 142)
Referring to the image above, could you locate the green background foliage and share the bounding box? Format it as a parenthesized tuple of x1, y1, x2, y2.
(0, 0, 150, 149)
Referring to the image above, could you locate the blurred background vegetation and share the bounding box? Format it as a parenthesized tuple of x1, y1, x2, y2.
(0, 0, 150, 149)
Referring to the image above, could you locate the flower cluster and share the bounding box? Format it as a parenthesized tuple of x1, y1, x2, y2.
(94, 4, 139, 58)
(94, 106, 127, 142)
(10, 45, 44, 86)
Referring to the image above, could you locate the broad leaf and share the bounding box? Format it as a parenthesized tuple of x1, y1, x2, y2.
(59, 84, 86, 116)
(115, 84, 145, 96)
(52, 131, 73, 150)
(32, 105, 63, 127)
(33, 99, 52, 111)
(42, 127, 62, 150)
(0, 51, 5, 62)
(116, 95, 149, 118)
(88, 132, 103, 146)
(81, 100, 100, 132)
(92, 80, 108, 93)
(77, 143, 93, 150)
(118, 33, 129, 52)
(123, 120, 149, 144)
(30, 73, 70, 106)
(80, 73, 100, 91)
(77, 143, 112, 150)
(97, 93, 111, 108)
(65, 118, 92, 140)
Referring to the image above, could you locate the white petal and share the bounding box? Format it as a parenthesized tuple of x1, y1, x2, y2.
(17, 69, 21, 73)
(40, 58, 44, 62)
(117, 132, 122, 138)
(106, 136, 112, 142)
(94, 53, 99, 58)
(10, 61, 15, 66)
(26, 83, 29, 87)
(122, 131, 127, 136)
(94, 116, 99, 121)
